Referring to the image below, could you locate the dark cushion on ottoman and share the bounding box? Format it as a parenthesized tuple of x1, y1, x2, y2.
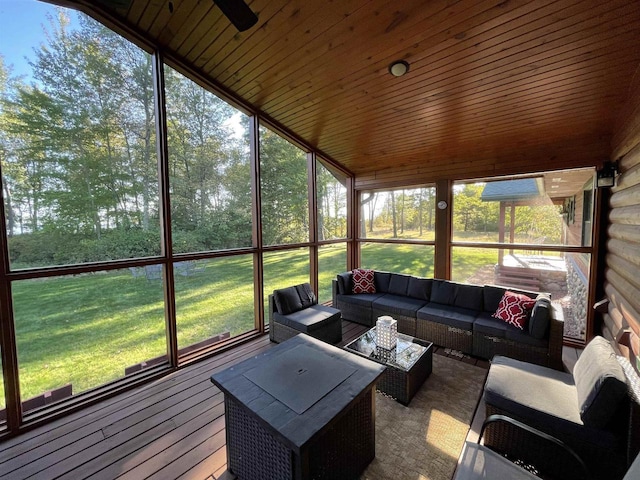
(417, 304, 476, 330)
(572, 336, 629, 428)
(372, 294, 428, 317)
(274, 304, 341, 333)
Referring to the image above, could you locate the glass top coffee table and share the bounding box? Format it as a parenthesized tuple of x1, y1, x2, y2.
(344, 326, 433, 405)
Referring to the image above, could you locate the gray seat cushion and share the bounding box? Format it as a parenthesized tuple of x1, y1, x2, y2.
(505, 323, 547, 347)
(274, 304, 341, 333)
(572, 336, 629, 428)
(372, 294, 428, 317)
(417, 304, 476, 330)
(473, 313, 507, 338)
(336, 292, 385, 308)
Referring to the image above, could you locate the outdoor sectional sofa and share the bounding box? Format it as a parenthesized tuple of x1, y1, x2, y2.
(332, 270, 564, 369)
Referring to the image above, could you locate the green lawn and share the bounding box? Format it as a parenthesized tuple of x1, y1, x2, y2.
(1, 242, 500, 410)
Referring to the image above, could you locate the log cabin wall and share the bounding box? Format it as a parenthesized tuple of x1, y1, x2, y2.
(606, 76, 640, 373)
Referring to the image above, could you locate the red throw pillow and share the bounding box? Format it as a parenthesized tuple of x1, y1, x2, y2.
(352, 268, 376, 294)
(493, 291, 536, 330)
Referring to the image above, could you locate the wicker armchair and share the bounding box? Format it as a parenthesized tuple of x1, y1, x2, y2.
(455, 414, 590, 480)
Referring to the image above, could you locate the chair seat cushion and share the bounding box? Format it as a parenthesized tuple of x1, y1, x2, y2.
(473, 313, 508, 338)
(484, 356, 620, 449)
(372, 294, 428, 317)
(273, 304, 341, 333)
(336, 292, 385, 308)
(485, 356, 580, 425)
(417, 304, 476, 330)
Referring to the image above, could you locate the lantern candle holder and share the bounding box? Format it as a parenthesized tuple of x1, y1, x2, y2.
(376, 316, 398, 350)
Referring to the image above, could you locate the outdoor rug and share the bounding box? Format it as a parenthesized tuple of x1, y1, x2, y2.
(361, 354, 487, 480)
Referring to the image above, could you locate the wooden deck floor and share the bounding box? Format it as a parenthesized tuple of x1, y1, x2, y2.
(0, 321, 490, 480)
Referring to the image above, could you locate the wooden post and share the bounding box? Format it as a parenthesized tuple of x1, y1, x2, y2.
(434, 179, 452, 279)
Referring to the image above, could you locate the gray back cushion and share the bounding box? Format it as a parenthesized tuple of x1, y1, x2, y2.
(529, 295, 551, 339)
(337, 272, 353, 295)
(274, 286, 303, 315)
(407, 277, 432, 300)
(483, 285, 507, 313)
(573, 336, 629, 428)
(388, 273, 410, 295)
(374, 271, 392, 293)
(430, 280, 457, 306)
(454, 284, 483, 310)
(295, 283, 316, 309)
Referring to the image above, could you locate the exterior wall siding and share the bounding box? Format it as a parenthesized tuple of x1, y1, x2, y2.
(607, 79, 640, 372)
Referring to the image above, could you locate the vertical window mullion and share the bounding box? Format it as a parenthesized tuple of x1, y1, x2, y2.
(153, 52, 178, 367)
(250, 115, 265, 332)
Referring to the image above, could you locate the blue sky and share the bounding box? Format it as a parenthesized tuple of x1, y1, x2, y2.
(0, 0, 60, 80)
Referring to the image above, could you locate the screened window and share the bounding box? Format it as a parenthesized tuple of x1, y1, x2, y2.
(165, 66, 252, 253)
(259, 125, 310, 246)
(317, 160, 347, 240)
(1, 9, 160, 269)
(13, 268, 167, 413)
(359, 187, 436, 240)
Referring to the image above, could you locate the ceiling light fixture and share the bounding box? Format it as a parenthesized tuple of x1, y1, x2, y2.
(389, 60, 410, 77)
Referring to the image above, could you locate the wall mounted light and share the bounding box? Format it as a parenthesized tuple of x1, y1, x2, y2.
(596, 160, 619, 188)
(388, 60, 410, 77)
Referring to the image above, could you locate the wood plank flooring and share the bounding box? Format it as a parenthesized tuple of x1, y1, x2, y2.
(0, 321, 490, 480)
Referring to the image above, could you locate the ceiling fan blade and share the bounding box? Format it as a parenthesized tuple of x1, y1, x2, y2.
(213, 0, 258, 32)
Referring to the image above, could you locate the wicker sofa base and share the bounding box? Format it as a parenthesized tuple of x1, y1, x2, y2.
(416, 318, 473, 354)
(225, 389, 376, 480)
(484, 403, 628, 480)
(473, 332, 548, 367)
(372, 309, 416, 336)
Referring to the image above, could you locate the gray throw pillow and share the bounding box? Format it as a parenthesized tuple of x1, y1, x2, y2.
(573, 336, 628, 428)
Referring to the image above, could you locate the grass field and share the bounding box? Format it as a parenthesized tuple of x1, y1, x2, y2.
(1, 240, 517, 410)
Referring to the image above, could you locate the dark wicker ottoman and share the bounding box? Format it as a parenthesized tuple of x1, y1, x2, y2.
(344, 327, 433, 406)
(211, 334, 385, 480)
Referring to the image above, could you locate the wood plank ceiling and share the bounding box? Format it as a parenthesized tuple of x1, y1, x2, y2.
(79, 0, 640, 187)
